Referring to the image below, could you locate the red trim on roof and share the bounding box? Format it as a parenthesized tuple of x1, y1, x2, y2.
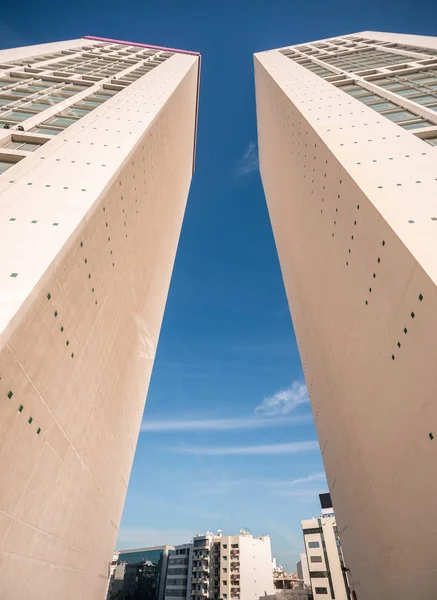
(82, 35, 200, 56)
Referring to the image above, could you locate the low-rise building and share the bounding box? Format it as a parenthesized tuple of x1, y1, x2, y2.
(106, 545, 172, 600)
(301, 495, 350, 600)
(296, 553, 310, 587)
(189, 530, 274, 600)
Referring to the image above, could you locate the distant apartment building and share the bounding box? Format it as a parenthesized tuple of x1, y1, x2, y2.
(107, 545, 173, 600)
(296, 553, 310, 587)
(164, 543, 194, 600)
(0, 36, 199, 600)
(301, 495, 349, 600)
(186, 530, 274, 600)
(255, 30, 437, 600)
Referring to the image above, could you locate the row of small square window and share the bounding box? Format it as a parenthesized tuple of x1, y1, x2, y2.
(6, 392, 41, 433)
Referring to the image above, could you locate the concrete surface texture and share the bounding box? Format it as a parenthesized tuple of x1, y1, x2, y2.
(255, 31, 437, 600)
(0, 37, 199, 599)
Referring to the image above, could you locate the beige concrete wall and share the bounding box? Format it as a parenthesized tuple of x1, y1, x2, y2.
(255, 33, 437, 600)
(0, 40, 199, 600)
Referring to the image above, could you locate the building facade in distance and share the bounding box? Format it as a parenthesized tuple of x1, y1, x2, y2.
(107, 546, 173, 600)
(301, 495, 349, 600)
(0, 37, 200, 600)
(164, 543, 193, 600)
(255, 31, 437, 600)
(188, 530, 274, 600)
(296, 553, 310, 588)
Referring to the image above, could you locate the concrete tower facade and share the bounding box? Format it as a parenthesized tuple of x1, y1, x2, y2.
(255, 32, 437, 600)
(0, 37, 200, 599)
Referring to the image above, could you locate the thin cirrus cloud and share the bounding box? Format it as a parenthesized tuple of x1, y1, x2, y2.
(141, 414, 312, 432)
(142, 381, 311, 433)
(235, 141, 259, 176)
(167, 441, 319, 456)
(275, 472, 327, 487)
(254, 381, 309, 417)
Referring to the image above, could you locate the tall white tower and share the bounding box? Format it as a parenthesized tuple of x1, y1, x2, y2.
(255, 31, 437, 600)
(0, 36, 200, 599)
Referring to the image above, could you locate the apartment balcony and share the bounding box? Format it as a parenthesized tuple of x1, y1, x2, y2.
(231, 581, 240, 587)
(230, 568, 239, 574)
(231, 561, 240, 566)
(231, 594, 240, 600)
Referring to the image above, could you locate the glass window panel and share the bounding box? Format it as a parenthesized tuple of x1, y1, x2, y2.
(80, 99, 103, 107)
(19, 142, 41, 151)
(371, 78, 395, 86)
(408, 75, 437, 83)
(369, 101, 398, 111)
(0, 160, 16, 173)
(44, 95, 66, 103)
(0, 79, 15, 87)
(26, 85, 50, 91)
(3, 110, 35, 121)
(381, 82, 404, 89)
(6, 90, 31, 97)
(0, 98, 11, 105)
(4, 141, 22, 149)
(26, 102, 51, 111)
(424, 136, 437, 146)
(66, 107, 92, 116)
(411, 95, 437, 105)
(401, 120, 434, 129)
(395, 88, 422, 97)
(44, 116, 77, 127)
(347, 89, 369, 97)
(385, 110, 418, 122)
(359, 94, 384, 104)
(31, 126, 61, 135)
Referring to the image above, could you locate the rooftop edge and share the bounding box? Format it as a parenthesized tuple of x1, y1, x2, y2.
(83, 35, 200, 56)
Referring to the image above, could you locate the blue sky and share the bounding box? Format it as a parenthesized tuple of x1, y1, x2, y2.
(2, 0, 437, 571)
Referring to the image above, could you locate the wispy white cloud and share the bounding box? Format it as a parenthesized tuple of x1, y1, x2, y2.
(235, 141, 259, 176)
(141, 414, 312, 432)
(255, 381, 309, 417)
(195, 472, 326, 495)
(167, 441, 319, 456)
(273, 489, 324, 498)
(275, 472, 326, 487)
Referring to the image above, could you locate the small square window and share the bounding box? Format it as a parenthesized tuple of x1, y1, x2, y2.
(37, 428, 41, 435)
(28, 417, 33, 424)
(7, 391, 13, 399)
(18, 405, 23, 412)
(419, 294, 424, 301)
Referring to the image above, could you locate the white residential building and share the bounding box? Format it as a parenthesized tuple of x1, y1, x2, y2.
(255, 31, 437, 600)
(302, 515, 349, 600)
(188, 530, 274, 600)
(0, 36, 199, 600)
